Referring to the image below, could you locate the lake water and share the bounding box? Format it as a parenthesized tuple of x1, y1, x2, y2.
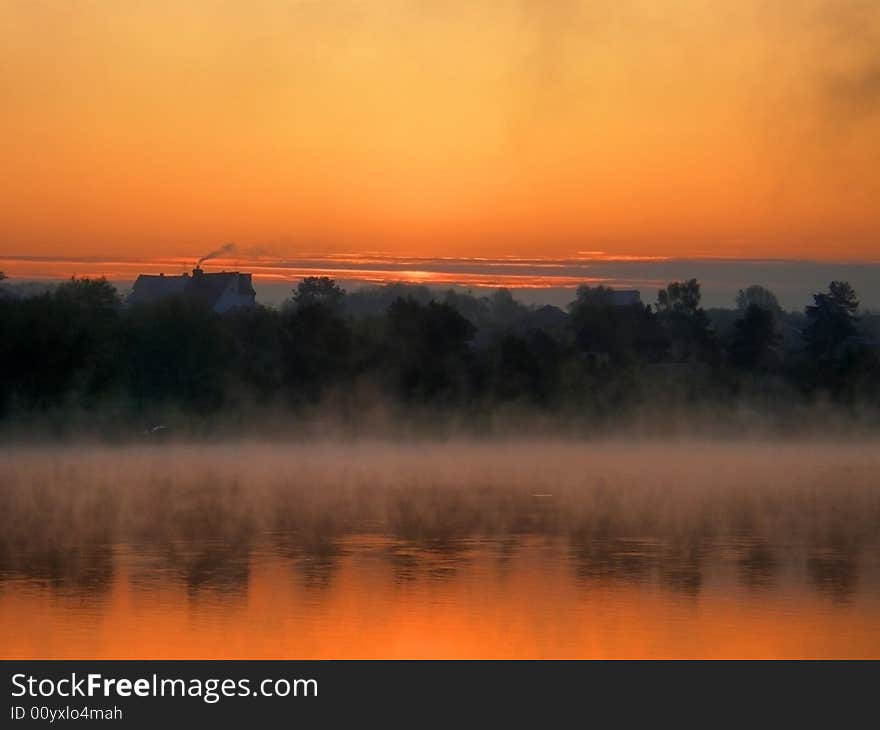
(2, 441, 879, 658)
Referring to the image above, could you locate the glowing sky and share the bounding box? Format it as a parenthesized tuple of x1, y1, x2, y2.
(2, 1, 879, 264)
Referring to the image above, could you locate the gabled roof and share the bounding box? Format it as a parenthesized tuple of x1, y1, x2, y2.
(130, 269, 255, 310)
(130, 274, 188, 304)
(187, 272, 236, 309)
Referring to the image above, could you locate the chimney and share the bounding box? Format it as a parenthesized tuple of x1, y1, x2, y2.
(193, 267, 204, 277)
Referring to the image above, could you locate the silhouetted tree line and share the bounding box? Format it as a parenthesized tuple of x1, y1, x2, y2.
(0, 272, 878, 428)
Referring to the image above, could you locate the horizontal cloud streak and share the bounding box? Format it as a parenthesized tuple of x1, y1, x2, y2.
(2, 253, 879, 310)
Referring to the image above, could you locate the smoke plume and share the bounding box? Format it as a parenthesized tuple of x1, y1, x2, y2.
(197, 243, 237, 268)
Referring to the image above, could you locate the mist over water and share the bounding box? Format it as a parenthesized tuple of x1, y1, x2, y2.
(1, 440, 879, 658)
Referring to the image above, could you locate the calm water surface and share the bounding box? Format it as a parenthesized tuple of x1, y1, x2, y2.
(2, 442, 879, 658)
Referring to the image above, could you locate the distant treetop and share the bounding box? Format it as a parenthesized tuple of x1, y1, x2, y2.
(803, 281, 860, 361)
(656, 279, 702, 316)
(736, 285, 781, 313)
(292, 276, 346, 310)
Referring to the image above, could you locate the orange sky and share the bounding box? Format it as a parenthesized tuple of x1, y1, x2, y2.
(1, 1, 879, 264)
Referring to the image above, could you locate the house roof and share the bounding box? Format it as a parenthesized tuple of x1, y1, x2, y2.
(130, 274, 188, 304)
(131, 269, 255, 310)
(611, 290, 642, 306)
(187, 271, 235, 309)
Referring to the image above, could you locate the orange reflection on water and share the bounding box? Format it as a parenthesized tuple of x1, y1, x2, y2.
(2, 543, 878, 660)
(4, 442, 880, 660)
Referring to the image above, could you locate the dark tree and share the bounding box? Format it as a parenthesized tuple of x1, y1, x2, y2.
(803, 281, 859, 363)
(735, 285, 781, 313)
(569, 286, 666, 365)
(728, 304, 781, 371)
(123, 297, 229, 411)
(572, 285, 617, 308)
(346, 282, 433, 318)
(655, 279, 716, 363)
(384, 297, 475, 401)
(440, 288, 490, 325)
(0, 277, 122, 410)
(292, 276, 346, 312)
(1, 272, 879, 429)
(657, 279, 702, 316)
(488, 288, 527, 327)
(282, 294, 353, 402)
(56, 277, 123, 398)
(224, 305, 284, 402)
(486, 330, 563, 403)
